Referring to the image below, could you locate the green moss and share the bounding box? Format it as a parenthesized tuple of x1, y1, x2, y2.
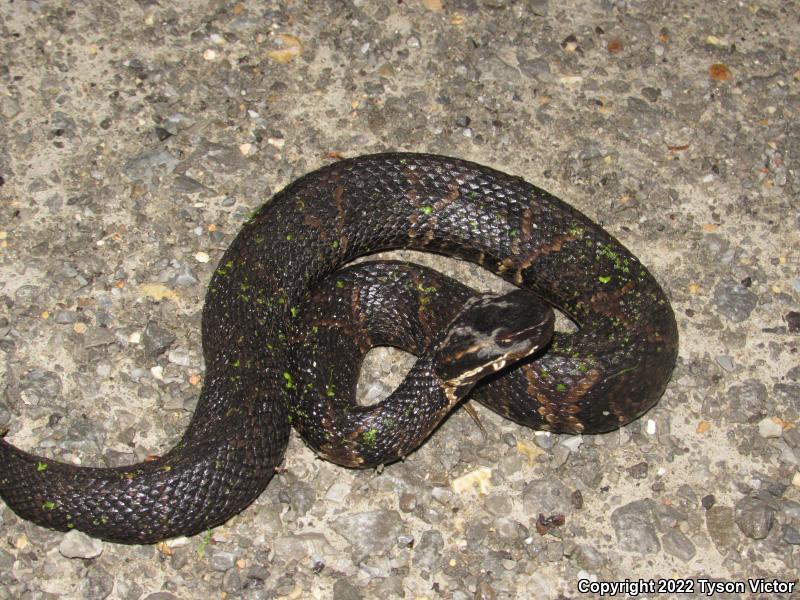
(197, 529, 213, 559)
(36, 462, 48, 472)
(216, 259, 235, 277)
(421, 205, 433, 215)
(283, 371, 295, 389)
(42, 500, 56, 511)
(362, 428, 378, 448)
(568, 223, 585, 237)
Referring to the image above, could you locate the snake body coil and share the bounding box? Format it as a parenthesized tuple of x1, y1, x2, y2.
(0, 153, 678, 543)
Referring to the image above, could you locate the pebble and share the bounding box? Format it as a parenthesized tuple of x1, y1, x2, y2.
(142, 321, 176, 357)
(20, 370, 63, 407)
(412, 529, 444, 570)
(572, 544, 604, 570)
(333, 579, 362, 600)
(757, 417, 783, 438)
(724, 380, 768, 423)
(782, 524, 800, 545)
(533, 431, 556, 450)
(222, 569, 242, 595)
(451, 467, 493, 494)
(715, 355, 735, 372)
(627, 461, 649, 479)
(172, 263, 199, 286)
(734, 496, 774, 539)
(331, 510, 403, 563)
(167, 348, 193, 367)
(122, 149, 179, 187)
(484, 493, 512, 516)
(172, 175, 208, 195)
(660, 529, 696, 561)
(522, 478, 573, 517)
(516, 52, 552, 81)
(208, 549, 237, 572)
(53, 310, 78, 324)
(286, 481, 316, 517)
(273, 536, 310, 562)
(84, 566, 114, 599)
(324, 480, 351, 503)
(58, 530, 104, 559)
(712, 280, 759, 322)
(610, 500, 660, 554)
(705, 506, 739, 553)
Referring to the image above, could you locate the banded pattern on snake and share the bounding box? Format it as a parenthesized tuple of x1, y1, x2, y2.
(0, 153, 678, 543)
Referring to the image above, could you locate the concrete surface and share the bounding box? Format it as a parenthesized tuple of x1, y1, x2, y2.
(0, 0, 798, 598)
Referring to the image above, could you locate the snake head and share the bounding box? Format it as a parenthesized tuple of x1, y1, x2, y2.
(433, 289, 554, 400)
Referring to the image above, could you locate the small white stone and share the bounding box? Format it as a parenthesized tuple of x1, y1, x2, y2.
(168, 349, 193, 367)
(758, 417, 783, 438)
(239, 143, 252, 155)
(451, 467, 492, 495)
(646, 419, 657, 435)
(129, 332, 141, 344)
(195, 251, 210, 263)
(203, 48, 217, 60)
(792, 471, 800, 488)
(325, 481, 352, 503)
(561, 435, 584, 451)
(59, 530, 103, 559)
(150, 365, 164, 380)
(165, 536, 190, 548)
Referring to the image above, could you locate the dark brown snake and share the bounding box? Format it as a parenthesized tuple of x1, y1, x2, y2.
(0, 153, 678, 543)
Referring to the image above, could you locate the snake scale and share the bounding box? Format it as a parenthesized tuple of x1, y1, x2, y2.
(0, 153, 678, 543)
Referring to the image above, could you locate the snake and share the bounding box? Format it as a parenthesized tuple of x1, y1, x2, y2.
(0, 153, 678, 543)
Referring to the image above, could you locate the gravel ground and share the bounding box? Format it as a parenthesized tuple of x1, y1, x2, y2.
(0, 1, 798, 599)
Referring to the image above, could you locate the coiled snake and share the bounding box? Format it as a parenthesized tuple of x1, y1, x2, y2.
(0, 153, 678, 543)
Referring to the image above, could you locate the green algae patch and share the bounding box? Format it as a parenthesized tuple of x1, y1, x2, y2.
(283, 371, 295, 389)
(361, 428, 378, 448)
